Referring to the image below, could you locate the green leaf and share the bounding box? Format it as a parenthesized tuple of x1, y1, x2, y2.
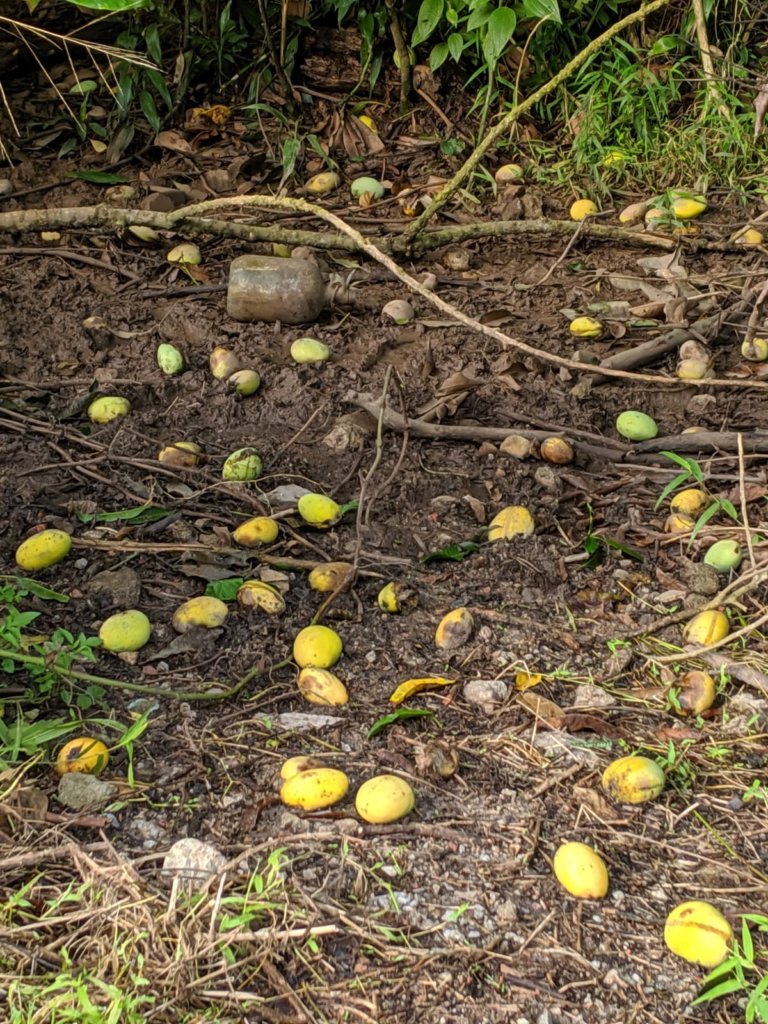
(67, 171, 130, 184)
(447, 32, 465, 61)
(690, 501, 720, 542)
(139, 90, 160, 133)
(717, 498, 739, 522)
(12, 578, 69, 603)
(482, 7, 516, 64)
(69, 80, 98, 95)
(144, 68, 172, 110)
(338, 500, 359, 517)
(692, 976, 743, 1003)
(654, 473, 693, 510)
(367, 708, 434, 739)
(74, 505, 169, 524)
(662, 450, 704, 483)
(143, 23, 162, 64)
(412, 0, 444, 46)
(467, 2, 494, 30)
(517, 0, 561, 24)
(429, 41, 450, 70)
(421, 540, 480, 564)
(205, 578, 244, 602)
(60, 0, 148, 9)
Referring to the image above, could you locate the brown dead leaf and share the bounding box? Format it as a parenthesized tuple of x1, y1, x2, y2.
(572, 785, 619, 820)
(154, 129, 193, 154)
(517, 692, 566, 728)
(463, 493, 486, 524)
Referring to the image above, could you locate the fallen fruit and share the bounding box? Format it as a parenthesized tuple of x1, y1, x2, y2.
(56, 737, 109, 776)
(158, 441, 201, 468)
(222, 447, 262, 482)
(569, 316, 604, 339)
(615, 410, 658, 441)
(382, 299, 415, 323)
(540, 437, 574, 465)
(156, 343, 185, 375)
(684, 609, 729, 646)
(237, 580, 285, 614)
(378, 582, 400, 613)
(670, 193, 707, 220)
(350, 176, 385, 201)
(495, 163, 524, 184)
(172, 595, 228, 632)
(644, 206, 668, 230)
(618, 201, 648, 225)
(88, 396, 130, 424)
(670, 488, 708, 516)
(167, 242, 201, 265)
(703, 539, 742, 573)
(210, 346, 241, 380)
(298, 667, 348, 706)
(741, 337, 768, 362)
(664, 901, 732, 968)
(570, 198, 598, 221)
(672, 670, 715, 715)
(15, 529, 71, 571)
(355, 775, 414, 823)
(602, 754, 665, 804)
(736, 228, 764, 246)
(99, 609, 151, 652)
(358, 114, 377, 132)
(308, 561, 354, 592)
(293, 624, 343, 668)
(389, 676, 454, 704)
(664, 512, 695, 535)
(488, 505, 535, 542)
(297, 493, 341, 528)
(677, 357, 712, 380)
(228, 369, 261, 396)
(280, 767, 349, 810)
(279, 755, 324, 781)
(232, 516, 278, 547)
(435, 607, 474, 650)
(553, 841, 609, 899)
(291, 337, 331, 364)
(305, 171, 340, 195)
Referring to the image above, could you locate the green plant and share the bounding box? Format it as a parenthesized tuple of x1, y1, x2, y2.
(693, 914, 768, 1022)
(655, 453, 740, 542)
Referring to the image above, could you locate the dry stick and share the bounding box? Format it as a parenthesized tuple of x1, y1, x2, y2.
(652, 608, 768, 666)
(737, 432, 757, 571)
(165, 193, 768, 391)
(742, 277, 768, 345)
(400, 0, 675, 245)
(692, 0, 731, 122)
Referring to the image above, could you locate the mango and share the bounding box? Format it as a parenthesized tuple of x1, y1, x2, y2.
(98, 609, 151, 652)
(488, 505, 535, 543)
(167, 242, 201, 265)
(358, 114, 378, 133)
(222, 447, 262, 482)
(664, 512, 695, 535)
(435, 607, 474, 650)
(308, 562, 354, 592)
(670, 193, 707, 220)
(741, 338, 768, 362)
(232, 517, 278, 547)
(569, 316, 604, 339)
(616, 410, 658, 441)
(298, 667, 348, 706)
(279, 755, 324, 781)
(280, 767, 349, 810)
(602, 755, 665, 804)
(684, 609, 729, 646)
(570, 198, 598, 221)
(673, 670, 715, 715)
(350, 176, 385, 200)
(56, 737, 109, 776)
(210, 346, 241, 380)
(15, 529, 71, 571)
(669, 488, 707, 516)
(736, 228, 764, 246)
(703, 539, 742, 573)
(305, 171, 340, 195)
(355, 775, 414, 824)
(228, 369, 261, 396)
(540, 437, 574, 465)
(290, 337, 331, 364)
(156, 343, 185, 375)
(664, 901, 732, 968)
(158, 441, 201, 468)
(298, 493, 341, 528)
(495, 163, 524, 184)
(172, 596, 228, 633)
(88, 396, 130, 424)
(293, 624, 342, 668)
(553, 841, 609, 899)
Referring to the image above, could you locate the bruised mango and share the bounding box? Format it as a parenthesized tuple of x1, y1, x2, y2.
(236, 580, 285, 614)
(488, 505, 535, 543)
(670, 488, 707, 516)
(158, 441, 201, 468)
(222, 447, 262, 482)
(664, 512, 695, 535)
(495, 163, 524, 184)
(664, 901, 732, 968)
(156, 343, 185, 375)
(553, 841, 609, 899)
(232, 517, 278, 547)
(540, 437, 574, 465)
(298, 667, 348, 706)
(435, 607, 474, 650)
(308, 561, 354, 592)
(672, 670, 715, 715)
(569, 316, 604, 339)
(210, 346, 240, 380)
(602, 755, 665, 804)
(298, 493, 341, 528)
(88, 396, 130, 424)
(279, 755, 324, 781)
(684, 609, 729, 646)
(228, 369, 261, 397)
(291, 338, 331, 364)
(741, 338, 768, 362)
(15, 529, 71, 571)
(56, 737, 109, 776)
(293, 624, 342, 668)
(167, 242, 201, 265)
(280, 767, 349, 810)
(355, 775, 414, 824)
(99, 609, 151, 652)
(172, 596, 228, 633)
(305, 171, 340, 195)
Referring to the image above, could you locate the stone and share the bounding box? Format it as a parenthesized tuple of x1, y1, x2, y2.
(161, 837, 227, 889)
(463, 679, 508, 713)
(227, 254, 325, 324)
(58, 772, 118, 811)
(86, 566, 142, 609)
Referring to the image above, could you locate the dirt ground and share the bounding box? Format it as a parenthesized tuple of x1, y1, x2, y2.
(1, 158, 767, 1024)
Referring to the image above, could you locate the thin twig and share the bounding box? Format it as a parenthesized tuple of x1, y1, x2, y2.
(737, 432, 757, 571)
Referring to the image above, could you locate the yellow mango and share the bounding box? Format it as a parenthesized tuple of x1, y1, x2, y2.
(232, 517, 279, 547)
(308, 561, 354, 592)
(293, 624, 342, 668)
(280, 767, 349, 810)
(602, 755, 665, 804)
(355, 775, 414, 823)
(553, 841, 608, 899)
(15, 529, 71, 571)
(683, 610, 729, 646)
(435, 607, 474, 650)
(172, 596, 228, 633)
(98, 609, 151, 652)
(56, 737, 109, 776)
(298, 667, 348, 706)
(664, 901, 732, 968)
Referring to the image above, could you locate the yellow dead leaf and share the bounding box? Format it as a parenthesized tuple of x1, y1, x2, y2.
(389, 676, 455, 705)
(515, 671, 543, 691)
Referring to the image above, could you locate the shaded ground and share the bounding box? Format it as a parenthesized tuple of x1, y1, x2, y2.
(0, 160, 767, 1024)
